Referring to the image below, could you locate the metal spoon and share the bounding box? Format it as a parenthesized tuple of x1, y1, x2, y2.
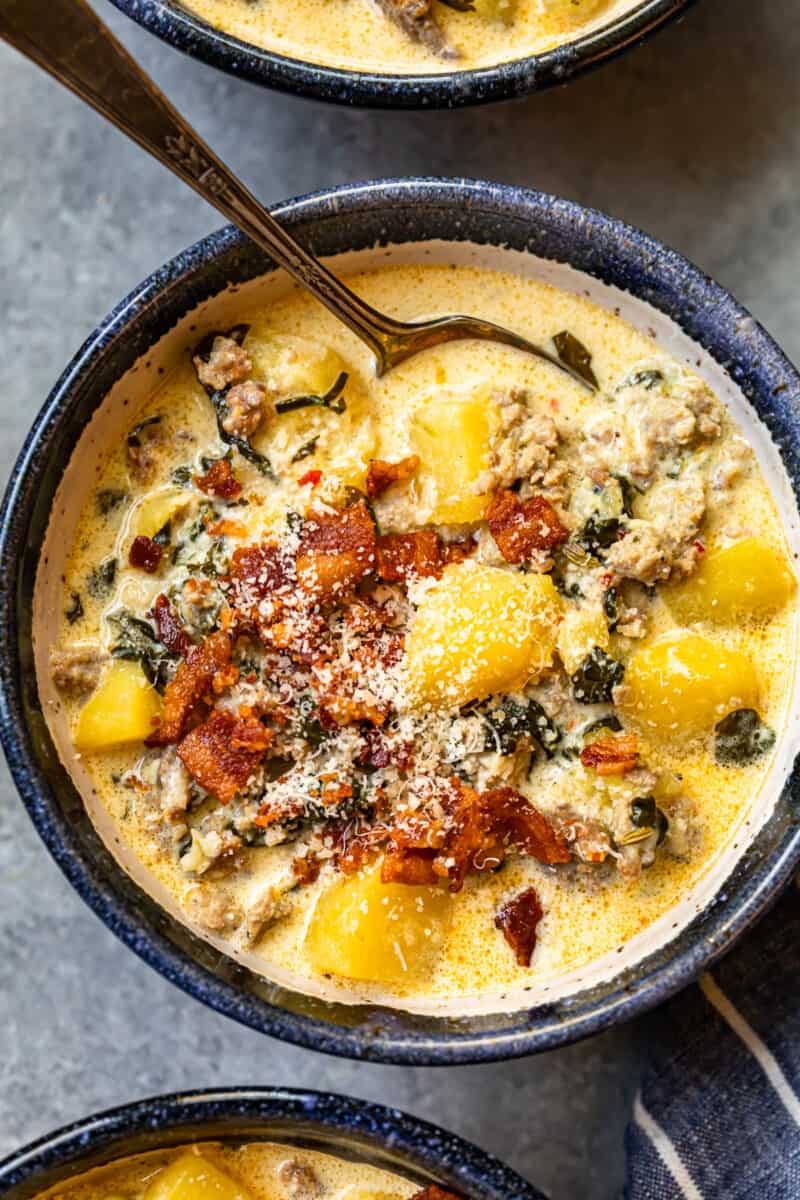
(1, 0, 593, 388)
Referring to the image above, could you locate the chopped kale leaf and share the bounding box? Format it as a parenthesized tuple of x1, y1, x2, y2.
(571, 647, 625, 704)
(553, 330, 598, 389)
(715, 708, 776, 766)
(65, 592, 84, 624)
(275, 371, 348, 416)
(87, 557, 117, 599)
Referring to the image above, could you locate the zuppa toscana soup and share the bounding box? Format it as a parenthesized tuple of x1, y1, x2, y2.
(47, 263, 797, 1011)
(33, 1141, 431, 1200)
(180, 0, 618, 75)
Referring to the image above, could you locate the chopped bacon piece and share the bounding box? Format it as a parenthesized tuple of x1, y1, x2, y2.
(229, 541, 293, 634)
(177, 710, 269, 804)
(292, 852, 321, 886)
(482, 787, 572, 864)
(296, 502, 376, 602)
(129, 535, 163, 573)
(146, 630, 233, 745)
(381, 781, 570, 894)
(495, 887, 544, 967)
(381, 846, 439, 886)
(376, 530, 442, 582)
(366, 454, 420, 499)
(486, 490, 568, 564)
(151, 593, 192, 657)
(580, 733, 639, 776)
(194, 458, 242, 499)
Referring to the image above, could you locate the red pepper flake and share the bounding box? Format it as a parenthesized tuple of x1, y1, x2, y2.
(298, 469, 323, 488)
(129, 535, 163, 573)
(694, 540, 706, 554)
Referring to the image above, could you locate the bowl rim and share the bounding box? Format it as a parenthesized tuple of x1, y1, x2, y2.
(106, 0, 694, 109)
(2, 177, 799, 1065)
(0, 1086, 545, 1198)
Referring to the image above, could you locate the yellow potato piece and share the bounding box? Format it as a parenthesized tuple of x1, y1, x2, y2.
(404, 562, 561, 709)
(74, 660, 162, 751)
(132, 486, 191, 540)
(557, 606, 609, 675)
(619, 633, 759, 737)
(664, 537, 797, 624)
(413, 391, 497, 524)
(248, 333, 346, 400)
(145, 1154, 252, 1200)
(305, 866, 452, 986)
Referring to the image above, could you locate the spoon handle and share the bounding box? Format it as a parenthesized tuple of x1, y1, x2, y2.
(0, 0, 402, 371)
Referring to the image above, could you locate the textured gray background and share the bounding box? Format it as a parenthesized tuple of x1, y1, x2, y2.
(1, 1, 799, 1195)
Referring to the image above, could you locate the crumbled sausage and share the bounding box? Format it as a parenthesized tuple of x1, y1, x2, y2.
(50, 646, 106, 696)
(222, 379, 269, 439)
(277, 1159, 322, 1200)
(495, 887, 544, 966)
(374, 0, 456, 57)
(193, 335, 252, 392)
(185, 885, 242, 932)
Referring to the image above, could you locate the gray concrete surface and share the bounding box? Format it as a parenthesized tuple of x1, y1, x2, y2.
(1, 0, 799, 1195)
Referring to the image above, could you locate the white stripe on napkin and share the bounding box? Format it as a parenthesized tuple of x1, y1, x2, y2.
(700, 972, 800, 1126)
(633, 1092, 704, 1199)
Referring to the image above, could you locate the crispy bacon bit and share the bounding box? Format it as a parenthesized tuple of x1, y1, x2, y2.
(146, 630, 233, 745)
(292, 852, 321, 886)
(580, 733, 639, 776)
(298, 469, 323, 488)
(129, 535, 163, 573)
(194, 457, 242, 499)
(296, 502, 376, 602)
(382, 781, 570, 893)
(482, 787, 572, 864)
(366, 454, 420, 499)
(376, 530, 443, 583)
(151, 593, 192, 657)
(486, 490, 568, 564)
(495, 887, 544, 967)
(177, 710, 270, 804)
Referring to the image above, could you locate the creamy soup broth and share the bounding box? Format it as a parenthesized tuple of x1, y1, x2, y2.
(34, 1141, 421, 1200)
(180, 0, 631, 74)
(44, 263, 798, 1014)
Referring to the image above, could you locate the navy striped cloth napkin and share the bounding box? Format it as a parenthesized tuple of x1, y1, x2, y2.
(626, 881, 800, 1198)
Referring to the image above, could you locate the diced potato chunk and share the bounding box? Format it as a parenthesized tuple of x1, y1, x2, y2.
(74, 660, 162, 750)
(557, 606, 609, 675)
(664, 537, 796, 624)
(247, 333, 346, 400)
(145, 1154, 253, 1200)
(413, 390, 498, 524)
(132, 487, 191, 540)
(305, 866, 452, 986)
(619, 633, 759, 737)
(404, 562, 561, 709)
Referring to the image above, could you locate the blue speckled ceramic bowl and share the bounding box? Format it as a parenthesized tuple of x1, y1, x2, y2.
(0, 1087, 544, 1199)
(1, 179, 799, 1064)
(108, 0, 693, 108)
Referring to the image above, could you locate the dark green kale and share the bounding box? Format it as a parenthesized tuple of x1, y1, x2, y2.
(604, 586, 620, 632)
(571, 647, 625, 704)
(107, 609, 177, 692)
(170, 465, 194, 488)
(275, 371, 348, 416)
(578, 516, 622, 558)
(86, 557, 117, 599)
(714, 709, 776, 766)
(553, 330, 598, 389)
(291, 437, 320, 463)
(95, 487, 127, 516)
(65, 592, 84, 624)
(630, 796, 669, 845)
(126, 414, 162, 448)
